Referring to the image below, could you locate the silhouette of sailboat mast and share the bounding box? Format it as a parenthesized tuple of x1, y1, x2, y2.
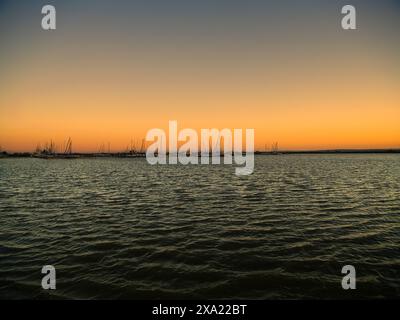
(33, 137, 78, 159)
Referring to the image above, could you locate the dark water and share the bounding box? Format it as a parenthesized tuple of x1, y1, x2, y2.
(0, 155, 399, 299)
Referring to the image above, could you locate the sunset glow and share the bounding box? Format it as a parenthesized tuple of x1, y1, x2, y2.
(1, 0, 399, 152)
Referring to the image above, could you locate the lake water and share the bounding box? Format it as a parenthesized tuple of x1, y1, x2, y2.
(0, 155, 399, 299)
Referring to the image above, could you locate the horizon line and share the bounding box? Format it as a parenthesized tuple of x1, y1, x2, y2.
(2, 147, 400, 155)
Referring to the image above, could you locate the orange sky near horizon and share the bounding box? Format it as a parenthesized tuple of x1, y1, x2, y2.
(1, 47, 398, 152)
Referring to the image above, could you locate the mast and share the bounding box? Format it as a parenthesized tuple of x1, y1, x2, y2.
(64, 137, 72, 154)
(271, 142, 279, 154)
(140, 138, 145, 153)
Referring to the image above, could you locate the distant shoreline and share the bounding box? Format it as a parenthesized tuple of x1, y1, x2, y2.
(1, 149, 399, 159)
(256, 148, 400, 155)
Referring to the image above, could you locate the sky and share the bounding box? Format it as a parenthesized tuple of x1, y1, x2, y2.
(0, 0, 399, 152)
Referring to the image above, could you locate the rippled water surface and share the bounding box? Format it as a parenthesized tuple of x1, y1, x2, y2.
(0, 155, 399, 299)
